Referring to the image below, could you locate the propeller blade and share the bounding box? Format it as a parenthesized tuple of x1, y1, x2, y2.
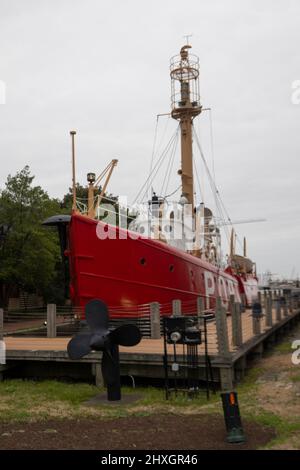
(67, 333, 92, 359)
(110, 324, 142, 347)
(85, 299, 109, 332)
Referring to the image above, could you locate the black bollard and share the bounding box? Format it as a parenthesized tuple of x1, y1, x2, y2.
(252, 301, 263, 318)
(221, 391, 246, 443)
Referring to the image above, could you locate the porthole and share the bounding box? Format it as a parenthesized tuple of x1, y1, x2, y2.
(140, 257, 146, 266)
(164, 225, 172, 233)
(139, 226, 145, 234)
(169, 264, 174, 272)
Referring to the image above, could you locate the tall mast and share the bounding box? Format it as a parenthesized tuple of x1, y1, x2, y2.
(170, 45, 202, 212)
(243, 237, 247, 257)
(70, 130, 77, 212)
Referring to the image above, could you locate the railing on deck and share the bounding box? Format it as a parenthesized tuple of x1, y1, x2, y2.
(1, 289, 299, 360)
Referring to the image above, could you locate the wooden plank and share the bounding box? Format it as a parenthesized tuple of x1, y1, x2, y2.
(47, 304, 57, 338)
(0, 308, 3, 341)
(150, 302, 160, 339)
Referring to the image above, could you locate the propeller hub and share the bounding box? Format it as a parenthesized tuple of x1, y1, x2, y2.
(90, 333, 109, 351)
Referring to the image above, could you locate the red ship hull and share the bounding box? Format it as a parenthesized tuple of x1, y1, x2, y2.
(66, 213, 258, 317)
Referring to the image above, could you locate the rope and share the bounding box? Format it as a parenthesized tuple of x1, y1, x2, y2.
(208, 109, 216, 183)
(192, 127, 231, 245)
(133, 125, 179, 204)
(193, 157, 204, 203)
(147, 115, 172, 202)
(165, 184, 181, 199)
(147, 116, 159, 201)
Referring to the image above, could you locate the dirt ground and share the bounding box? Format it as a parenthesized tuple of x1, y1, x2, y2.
(255, 355, 300, 419)
(248, 325, 300, 449)
(0, 414, 275, 450)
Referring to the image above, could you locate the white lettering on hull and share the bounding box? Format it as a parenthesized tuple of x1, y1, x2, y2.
(204, 270, 240, 309)
(204, 271, 215, 309)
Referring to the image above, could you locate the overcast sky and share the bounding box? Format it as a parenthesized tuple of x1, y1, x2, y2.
(0, 0, 300, 278)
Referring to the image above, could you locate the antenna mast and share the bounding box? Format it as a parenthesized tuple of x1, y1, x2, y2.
(170, 44, 202, 212)
(70, 130, 77, 212)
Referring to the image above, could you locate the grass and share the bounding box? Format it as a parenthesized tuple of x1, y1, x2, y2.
(247, 411, 300, 449)
(0, 379, 220, 423)
(0, 379, 98, 422)
(0, 366, 284, 425)
(238, 367, 264, 391)
(274, 341, 293, 354)
(234, 352, 300, 448)
(236, 380, 300, 449)
(0, 379, 97, 405)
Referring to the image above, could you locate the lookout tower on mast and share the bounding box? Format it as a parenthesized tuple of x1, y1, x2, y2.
(170, 45, 202, 211)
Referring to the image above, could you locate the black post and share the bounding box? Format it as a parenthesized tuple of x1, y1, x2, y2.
(204, 316, 210, 399)
(221, 391, 245, 443)
(104, 344, 121, 401)
(163, 317, 169, 400)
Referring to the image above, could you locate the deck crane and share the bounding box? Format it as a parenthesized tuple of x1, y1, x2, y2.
(69, 131, 118, 218)
(87, 159, 118, 219)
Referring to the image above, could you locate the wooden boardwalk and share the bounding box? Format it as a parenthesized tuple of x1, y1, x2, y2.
(0, 309, 300, 388)
(2, 307, 291, 355)
(4, 336, 166, 355)
(1, 292, 300, 390)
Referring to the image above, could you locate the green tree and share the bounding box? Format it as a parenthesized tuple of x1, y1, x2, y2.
(0, 166, 62, 307)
